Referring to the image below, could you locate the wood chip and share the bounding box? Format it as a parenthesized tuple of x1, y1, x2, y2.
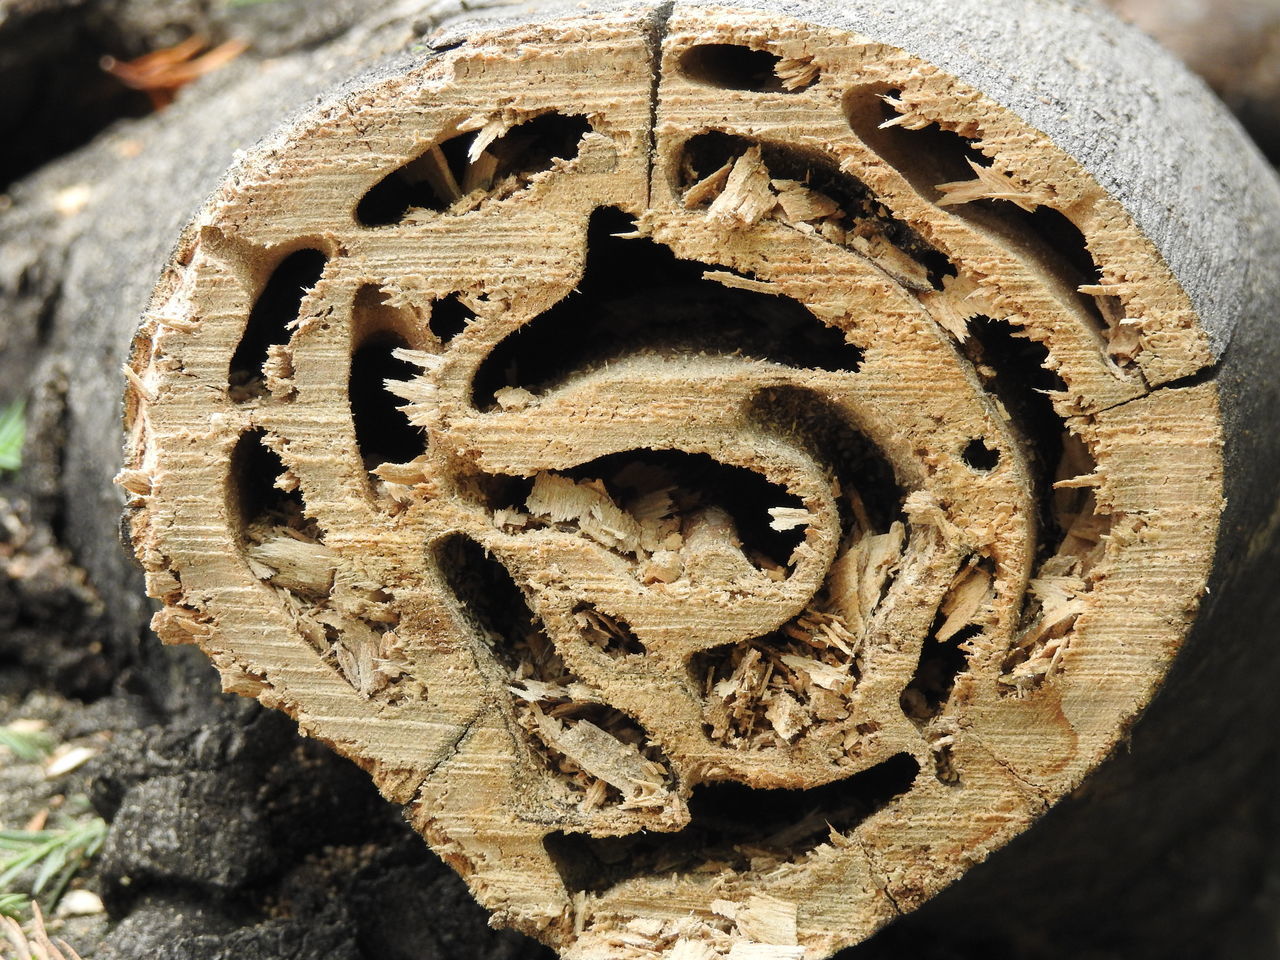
(532, 712, 664, 801)
(708, 146, 776, 225)
(775, 56, 819, 90)
(768, 507, 813, 531)
(703, 270, 782, 295)
(494, 385, 537, 409)
(683, 160, 734, 208)
(936, 159, 1052, 212)
(738, 895, 799, 946)
(936, 565, 992, 641)
(247, 536, 340, 595)
(765, 692, 810, 741)
(771, 179, 839, 220)
(526, 473, 645, 555)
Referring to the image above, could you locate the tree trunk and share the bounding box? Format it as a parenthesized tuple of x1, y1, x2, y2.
(4, 1, 1280, 958)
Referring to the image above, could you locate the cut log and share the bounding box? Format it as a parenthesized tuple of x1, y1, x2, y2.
(4, 0, 1274, 957)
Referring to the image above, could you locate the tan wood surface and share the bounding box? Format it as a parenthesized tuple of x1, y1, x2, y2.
(121, 5, 1226, 957)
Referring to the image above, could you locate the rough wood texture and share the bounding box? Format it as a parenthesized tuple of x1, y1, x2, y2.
(4, 0, 1280, 957)
(113, 2, 1275, 957)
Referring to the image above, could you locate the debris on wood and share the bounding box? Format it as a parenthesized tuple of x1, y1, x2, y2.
(121, 8, 1226, 958)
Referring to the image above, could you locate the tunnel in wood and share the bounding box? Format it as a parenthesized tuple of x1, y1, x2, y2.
(119, 4, 1240, 958)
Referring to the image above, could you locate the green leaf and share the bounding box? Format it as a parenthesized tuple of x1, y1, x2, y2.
(0, 401, 24, 472)
(30, 845, 68, 898)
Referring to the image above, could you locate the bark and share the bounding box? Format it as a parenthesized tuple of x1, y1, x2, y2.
(1103, 0, 1280, 162)
(3, 1, 1280, 958)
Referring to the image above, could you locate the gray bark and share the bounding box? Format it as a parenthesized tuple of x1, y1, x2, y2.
(1103, 0, 1280, 162)
(2, 0, 1280, 957)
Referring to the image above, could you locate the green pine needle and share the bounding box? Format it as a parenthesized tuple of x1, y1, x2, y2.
(0, 819, 108, 917)
(0, 727, 55, 763)
(0, 401, 24, 472)
(0, 892, 28, 919)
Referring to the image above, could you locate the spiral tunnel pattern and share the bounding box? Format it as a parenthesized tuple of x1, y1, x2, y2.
(124, 7, 1223, 958)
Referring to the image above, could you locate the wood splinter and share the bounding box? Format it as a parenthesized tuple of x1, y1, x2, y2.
(120, 2, 1274, 958)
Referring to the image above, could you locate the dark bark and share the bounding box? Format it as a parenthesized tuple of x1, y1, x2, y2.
(2, 1, 1280, 957)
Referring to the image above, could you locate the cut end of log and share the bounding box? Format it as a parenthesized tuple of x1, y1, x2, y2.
(122, 5, 1223, 958)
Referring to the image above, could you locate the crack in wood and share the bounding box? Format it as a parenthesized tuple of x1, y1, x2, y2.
(120, 6, 1226, 957)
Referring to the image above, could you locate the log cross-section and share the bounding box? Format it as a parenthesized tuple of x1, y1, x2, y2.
(121, 4, 1228, 958)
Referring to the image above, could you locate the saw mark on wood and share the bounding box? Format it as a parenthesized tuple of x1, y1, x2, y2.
(123, 11, 1226, 956)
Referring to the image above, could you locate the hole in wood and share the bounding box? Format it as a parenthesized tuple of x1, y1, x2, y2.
(679, 131, 954, 290)
(544, 752, 919, 893)
(559, 449, 809, 572)
(900, 624, 980, 723)
(472, 208, 864, 406)
(486, 449, 809, 575)
(1020, 206, 1102, 290)
(231, 443, 336, 607)
(961, 438, 1000, 472)
(1001, 435, 1108, 696)
(428, 292, 473, 343)
(229, 427, 408, 696)
(692, 609, 863, 750)
(349, 331, 427, 470)
(678, 43, 818, 93)
(575, 605, 646, 658)
(436, 533, 675, 808)
(749, 386, 904, 540)
(844, 86, 989, 203)
(524, 698, 677, 810)
(973, 204, 1113, 343)
(435, 532, 536, 674)
(963, 317, 1066, 548)
(848, 91, 1122, 353)
(356, 112, 593, 226)
(228, 429, 317, 553)
(228, 249, 327, 402)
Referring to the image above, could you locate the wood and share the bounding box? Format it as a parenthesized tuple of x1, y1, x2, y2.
(4, 0, 1276, 957)
(116, 3, 1252, 957)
